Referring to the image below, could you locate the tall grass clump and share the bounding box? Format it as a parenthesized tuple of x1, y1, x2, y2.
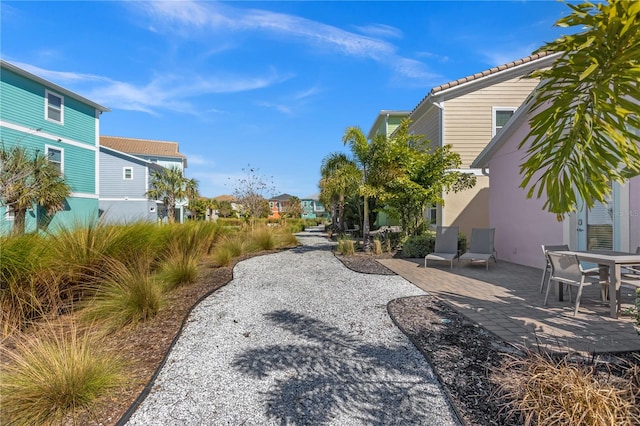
(0, 323, 124, 425)
(337, 237, 355, 256)
(372, 238, 383, 255)
(80, 258, 162, 332)
(211, 234, 247, 267)
(158, 246, 200, 291)
(248, 226, 277, 252)
(0, 234, 59, 335)
(492, 350, 640, 425)
(275, 227, 299, 248)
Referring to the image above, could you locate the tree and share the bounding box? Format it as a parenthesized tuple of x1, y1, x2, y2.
(232, 165, 275, 229)
(372, 121, 476, 235)
(343, 126, 380, 251)
(214, 200, 235, 218)
(281, 196, 303, 221)
(1, 144, 70, 235)
(319, 152, 360, 232)
(521, 0, 640, 216)
(147, 166, 199, 224)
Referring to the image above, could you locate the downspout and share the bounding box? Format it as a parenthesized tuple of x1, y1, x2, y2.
(430, 98, 445, 226)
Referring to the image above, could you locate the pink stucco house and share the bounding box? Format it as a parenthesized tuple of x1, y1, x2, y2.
(473, 98, 640, 269)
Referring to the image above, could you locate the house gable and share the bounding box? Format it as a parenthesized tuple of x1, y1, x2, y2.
(0, 60, 108, 233)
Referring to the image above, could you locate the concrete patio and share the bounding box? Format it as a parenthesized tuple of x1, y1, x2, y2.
(377, 257, 640, 355)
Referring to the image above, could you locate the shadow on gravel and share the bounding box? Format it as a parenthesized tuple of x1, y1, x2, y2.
(232, 310, 453, 425)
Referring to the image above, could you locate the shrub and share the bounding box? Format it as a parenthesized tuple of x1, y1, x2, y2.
(492, 350, 640, 425)
(80, 259, 163, 331)
(401, 232, 467, 258)
(401, 234, 435, 258)
(0, 323, 124, 425)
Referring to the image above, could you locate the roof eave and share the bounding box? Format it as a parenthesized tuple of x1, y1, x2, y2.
(1, 60, 111, 113)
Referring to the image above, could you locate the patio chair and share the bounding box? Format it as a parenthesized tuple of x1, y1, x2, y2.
(544, 252, 602, 316)
(425, 226, 459, 270)
(623, 246, 640, 278)
(459, 228, 497, 270)
(539, 244, 569, 293)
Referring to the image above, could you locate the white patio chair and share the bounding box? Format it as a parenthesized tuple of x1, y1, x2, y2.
(459, 228, 497, 270)
(425, 226, 459, 270)
(622, 246, 640, 278)
(544, 252, 602, 316)
(539, 244, 569, 293)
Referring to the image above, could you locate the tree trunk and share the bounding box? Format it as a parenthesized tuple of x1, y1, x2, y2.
(362, 195, 371, 252)
(13, 208, 27, 235)
(167, 204, 175, 224)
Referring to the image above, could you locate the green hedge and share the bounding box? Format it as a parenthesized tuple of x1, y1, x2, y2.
(401, 233, 467, 258)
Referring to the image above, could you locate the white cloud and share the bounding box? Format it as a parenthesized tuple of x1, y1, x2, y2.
(256, 101, 293, 115)
(354, 23, 403, 39)
(135, 1, 435, 81)
(184, 154, 214, 166)
(14, 62, 290, 115)
(480, 44, 538, 67)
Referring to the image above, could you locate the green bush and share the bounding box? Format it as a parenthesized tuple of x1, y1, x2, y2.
(401, 232, 467, 258)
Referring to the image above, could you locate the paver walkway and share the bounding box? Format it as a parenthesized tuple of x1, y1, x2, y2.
(125, 230, 461, 425)
(378, 257, 640, 355)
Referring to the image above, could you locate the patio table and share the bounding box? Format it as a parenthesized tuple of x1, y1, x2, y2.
(550, 250, 640, 318)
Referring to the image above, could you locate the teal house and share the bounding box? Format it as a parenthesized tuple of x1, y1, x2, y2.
(301, 196, 327, 220)
(0, 60, 110, 234)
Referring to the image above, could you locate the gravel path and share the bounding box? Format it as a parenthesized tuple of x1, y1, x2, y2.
(126, 230, 461, 425)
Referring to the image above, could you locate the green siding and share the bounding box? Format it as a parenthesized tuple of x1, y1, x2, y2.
(1, 68, 97, 146)
(0, 127, 95, 193)
(0, 197, 98, 235)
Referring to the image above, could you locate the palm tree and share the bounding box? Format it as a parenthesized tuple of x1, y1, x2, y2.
(0, 144, 70, 235)
(319, 152, 360, 233)
(147, 166, 199, 224)
(342, 127, 378, 251)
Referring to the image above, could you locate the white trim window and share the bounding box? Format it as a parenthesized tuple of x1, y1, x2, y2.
(45, 90, 64, 124)
(123, 167, 133, 180)
(45, 145, 64, 174)
(4, 206, 15, 221)
(492, 107, 517, 136)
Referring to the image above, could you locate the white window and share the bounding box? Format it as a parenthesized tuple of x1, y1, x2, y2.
(123, 167, 133, 180)
(492, 107, 517, 136)
(46, 145, 63, 174)
(45, 90, 64, 124)
(4, 207, 15, 221)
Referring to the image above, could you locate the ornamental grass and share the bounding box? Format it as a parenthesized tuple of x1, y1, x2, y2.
(492, 350, 640, 425)
(0, 322, 124, 425)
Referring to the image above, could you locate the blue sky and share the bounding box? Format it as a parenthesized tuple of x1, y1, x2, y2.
(1, 1, 575, 198)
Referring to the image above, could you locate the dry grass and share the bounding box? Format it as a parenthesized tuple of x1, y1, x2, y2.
(372, 239, 383, 255)
(336, 237, 355, 256)
(492, 350, 640, 425)
(0, 322, 125, 425)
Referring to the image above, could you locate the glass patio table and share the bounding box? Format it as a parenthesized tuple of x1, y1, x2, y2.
(550, 250, 640, 318)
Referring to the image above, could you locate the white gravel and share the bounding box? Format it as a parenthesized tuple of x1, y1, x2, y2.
(125, 229, 461, 426)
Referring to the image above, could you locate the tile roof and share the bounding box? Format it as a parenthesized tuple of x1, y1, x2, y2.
(100, 136, 186, 159)
(430, 51, 555, 95)
(270, 193, 295, 201)
(213, 194, 238, 202)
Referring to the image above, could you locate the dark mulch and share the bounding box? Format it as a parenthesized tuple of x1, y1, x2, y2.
(338, 251, 640, 426)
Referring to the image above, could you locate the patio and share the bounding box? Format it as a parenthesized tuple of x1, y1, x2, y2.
(377, 257, 640, 355)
